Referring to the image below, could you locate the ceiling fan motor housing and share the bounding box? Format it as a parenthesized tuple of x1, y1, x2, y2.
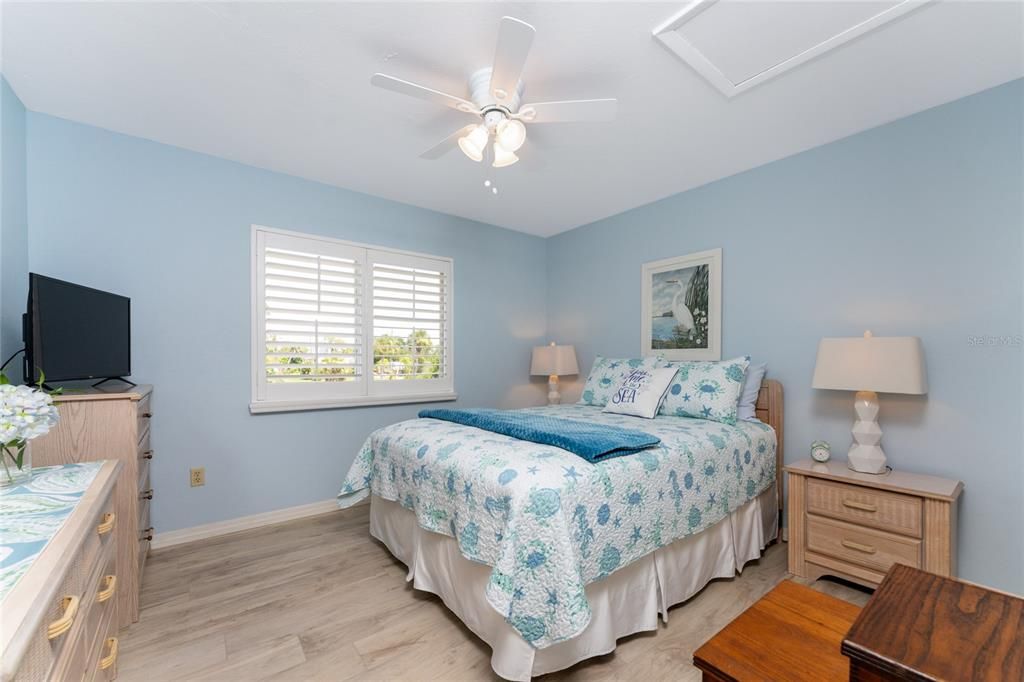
(469, 67, 523, 115)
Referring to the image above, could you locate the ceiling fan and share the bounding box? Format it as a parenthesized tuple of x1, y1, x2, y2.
(370, 16, 618, 168)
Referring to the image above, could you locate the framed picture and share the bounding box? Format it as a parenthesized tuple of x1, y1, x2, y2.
(641, 248, 722, 361)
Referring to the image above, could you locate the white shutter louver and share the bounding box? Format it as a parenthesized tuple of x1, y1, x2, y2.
(370, 256, 449, 383)
(264, 246, 363, 384)
(252, 227, 454, 411)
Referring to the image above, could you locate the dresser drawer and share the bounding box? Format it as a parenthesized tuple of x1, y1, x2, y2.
(138, 427, 153, 462)
(806, 515, 921, 575)
(137, 393, 152, 434)
(806, 478, 922, 538)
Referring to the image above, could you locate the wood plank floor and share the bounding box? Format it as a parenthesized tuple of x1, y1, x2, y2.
(117, 505, 872, 681)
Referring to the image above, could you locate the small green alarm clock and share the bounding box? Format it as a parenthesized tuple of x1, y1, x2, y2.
(810, 440, 831, 463)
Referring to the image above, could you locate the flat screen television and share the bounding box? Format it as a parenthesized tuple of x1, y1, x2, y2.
(24, 274, 131, 384)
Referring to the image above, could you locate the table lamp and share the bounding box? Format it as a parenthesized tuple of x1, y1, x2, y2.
(812, 331, 927, 474)
(531, 342, 579, 405)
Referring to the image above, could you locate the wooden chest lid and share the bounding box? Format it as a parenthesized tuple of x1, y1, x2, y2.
(842, 563, 1024, 681)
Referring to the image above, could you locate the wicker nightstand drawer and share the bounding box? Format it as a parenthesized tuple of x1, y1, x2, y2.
(806, 515, 920, 574)
(806, 478, 922, 538)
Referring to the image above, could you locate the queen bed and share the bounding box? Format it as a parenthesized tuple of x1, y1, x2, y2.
(338, 380, 783, 681)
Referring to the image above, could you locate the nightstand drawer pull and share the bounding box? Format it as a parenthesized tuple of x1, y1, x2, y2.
(97, 575, 117, 603)
(140, 489, 153, 500)
(841, 539, 877, 555)
(141, 526, 154, 542)
(47, 595, 80, 639)
(842, 499, 878, 513)
(99, 637, 119, 670)
(140, 450, 154, 460)
(96, 512, 116, 535)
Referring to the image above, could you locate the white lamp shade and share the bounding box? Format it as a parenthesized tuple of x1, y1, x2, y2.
(812, 333, 927, 394)
(531, 344, 579, 376)
(496, 119, 526, 152)
(458, 125, 488, 162)
(492, 142, 518, 168)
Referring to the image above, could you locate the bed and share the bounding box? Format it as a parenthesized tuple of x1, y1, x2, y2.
(338, 380, 784, 681)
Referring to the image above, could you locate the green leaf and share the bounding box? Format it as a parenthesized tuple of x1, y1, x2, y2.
(0, 372, 9, 385)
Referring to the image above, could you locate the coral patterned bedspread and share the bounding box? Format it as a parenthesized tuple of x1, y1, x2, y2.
(337, 404, 776, 649)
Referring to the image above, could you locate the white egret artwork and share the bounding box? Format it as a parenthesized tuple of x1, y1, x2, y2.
(641, 249, 722, 360)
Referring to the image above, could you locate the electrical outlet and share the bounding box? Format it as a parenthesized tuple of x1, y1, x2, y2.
(190, 467, 205, 487)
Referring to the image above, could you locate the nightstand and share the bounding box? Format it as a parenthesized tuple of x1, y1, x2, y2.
(786, 459, 963, 589)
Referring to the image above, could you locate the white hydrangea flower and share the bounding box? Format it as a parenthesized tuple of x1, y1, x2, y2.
(0, 383, 60, 446)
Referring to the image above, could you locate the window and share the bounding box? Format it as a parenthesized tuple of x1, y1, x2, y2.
(251, 226, 454, 412)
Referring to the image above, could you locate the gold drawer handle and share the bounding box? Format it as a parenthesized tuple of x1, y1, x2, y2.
(97, 575, 117, 603)
(47, 595, 80, 639)
(841, 539, 877, 555)
(96, 513, 116, 535)
(99, 637, 119, 670)
(842, 499, 878, 513)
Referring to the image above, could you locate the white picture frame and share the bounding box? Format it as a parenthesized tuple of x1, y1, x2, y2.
(641, 248, 722, 361)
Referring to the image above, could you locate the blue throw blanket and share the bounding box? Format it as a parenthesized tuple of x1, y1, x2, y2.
(417, 408, 661, 462)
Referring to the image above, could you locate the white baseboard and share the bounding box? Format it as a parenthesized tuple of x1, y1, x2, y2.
(150, 498, 357, 550)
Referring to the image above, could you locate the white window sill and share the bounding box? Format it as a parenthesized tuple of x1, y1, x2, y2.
(249, 392, 458, 414)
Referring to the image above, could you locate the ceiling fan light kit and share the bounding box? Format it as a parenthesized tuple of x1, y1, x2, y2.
(492, 142, 519, 168)
(371, 16, 618, 169)
(457, 125, 489, 162)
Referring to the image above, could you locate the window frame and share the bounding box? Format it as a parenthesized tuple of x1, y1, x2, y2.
(250, 225, 456, 414)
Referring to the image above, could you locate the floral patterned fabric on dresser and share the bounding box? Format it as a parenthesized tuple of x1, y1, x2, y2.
(338, 404, 776, 648)
(0, 462, 103, 602)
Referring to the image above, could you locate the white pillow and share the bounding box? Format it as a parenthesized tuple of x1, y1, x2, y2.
(578, 356, 664, 407)
(603, 367, 678, 419)
(737, 362, 767, 421)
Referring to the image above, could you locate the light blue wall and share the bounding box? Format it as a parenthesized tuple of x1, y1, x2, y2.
(546, 79, 1024, 593)
(1, 77, 28, 383)
(26, 113, 548, 533)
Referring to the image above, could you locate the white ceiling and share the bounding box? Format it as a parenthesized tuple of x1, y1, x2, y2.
(2, 1, 1021, 237)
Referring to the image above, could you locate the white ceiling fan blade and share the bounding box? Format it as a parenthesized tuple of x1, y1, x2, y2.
(517, 99, 618, 123)
(371, 73, 479, 114)
(489, 17, 535, 103)
(419, 125, 477, 160)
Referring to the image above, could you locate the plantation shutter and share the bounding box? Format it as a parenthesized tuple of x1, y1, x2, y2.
(257, 231, 367, 401)
(252, 227, 454, 410)
(368, 250, 452, 395)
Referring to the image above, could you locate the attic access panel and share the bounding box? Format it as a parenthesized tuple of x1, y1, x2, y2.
(653, 0, 933, 97)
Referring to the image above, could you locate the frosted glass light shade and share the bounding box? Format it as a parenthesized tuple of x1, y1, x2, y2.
(492, 142, 518, 168)
(458, 125, 489, 162)
(530, 343, 579, 376)
(812, 332, 927, 394)
(496, 119, 526, 152)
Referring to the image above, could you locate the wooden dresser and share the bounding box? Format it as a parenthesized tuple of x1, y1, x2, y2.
(1, 460, 122, 681)
(787, 459, 962, 588)
(32, 386, 154, 626)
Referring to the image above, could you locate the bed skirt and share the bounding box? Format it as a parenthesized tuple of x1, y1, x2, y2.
(369, 484, 779, 681)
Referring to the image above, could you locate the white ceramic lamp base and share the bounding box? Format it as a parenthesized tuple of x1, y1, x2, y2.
(547, 375, 561, 405)
(848, 390, 887, 474)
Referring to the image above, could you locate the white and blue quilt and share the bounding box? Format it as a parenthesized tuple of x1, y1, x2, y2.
(337, 404, 776, 649)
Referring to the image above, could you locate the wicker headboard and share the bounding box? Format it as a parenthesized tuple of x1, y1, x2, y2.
(754, 379, 784, 511)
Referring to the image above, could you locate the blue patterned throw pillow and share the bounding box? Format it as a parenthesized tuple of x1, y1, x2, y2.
(577, 356, 664, 407)
(658, 356, 751, 424)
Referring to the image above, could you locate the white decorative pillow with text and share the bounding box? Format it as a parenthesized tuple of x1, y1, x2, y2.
(602, 367, 678, 419)
(578, 356, 664, 407)
(658, 356, 751, 424)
